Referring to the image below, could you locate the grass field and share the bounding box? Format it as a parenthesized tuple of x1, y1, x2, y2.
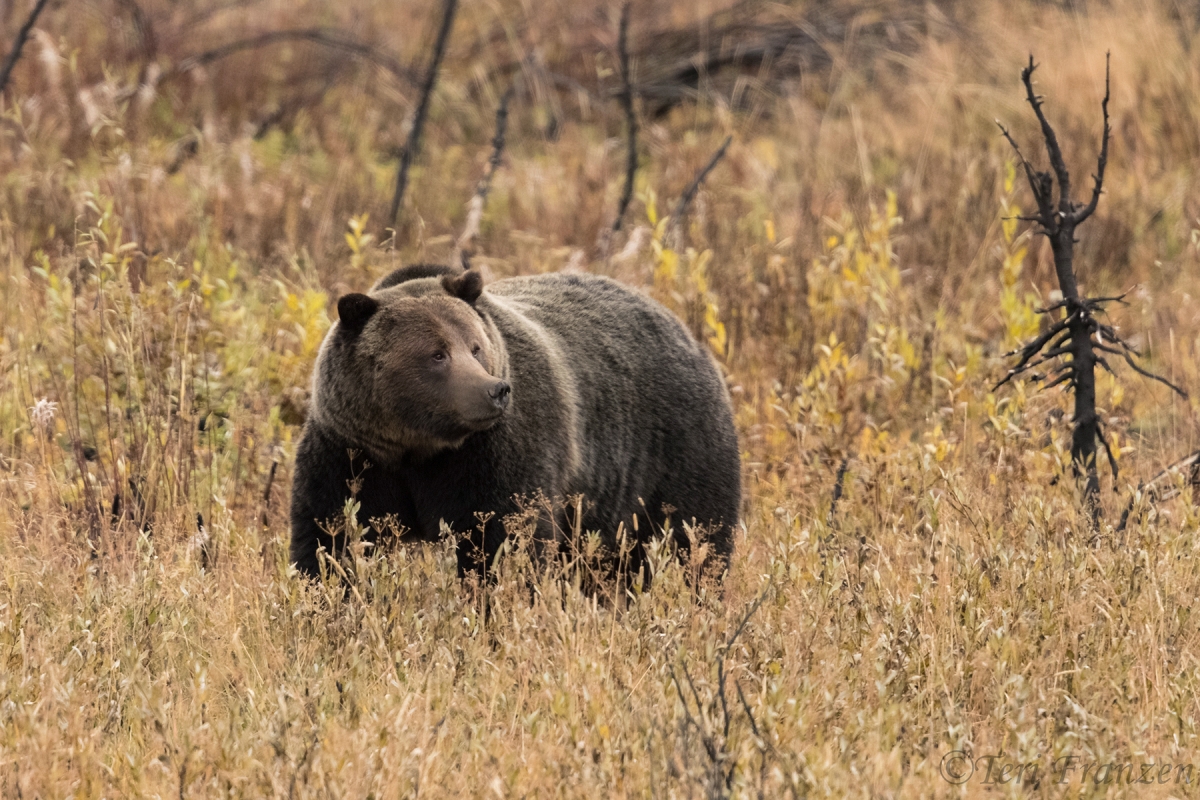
(4, 0, 1200, 795)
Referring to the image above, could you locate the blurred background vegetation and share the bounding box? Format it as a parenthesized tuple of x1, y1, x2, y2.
(3, 0, 1200, 796)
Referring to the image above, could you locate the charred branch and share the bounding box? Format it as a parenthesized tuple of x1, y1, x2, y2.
(389, 0, 459, 232)
(1074, 54, 1111, 225)
(1020, 56, 1072, 218)
(993, 316, 1071, 389)
(1119, 350, 1187, 398)
(0, 0, 54, 96)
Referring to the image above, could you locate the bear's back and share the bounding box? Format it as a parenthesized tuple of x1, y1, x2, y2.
(486, 273, 694, 351)
(481, 272, 737, 538)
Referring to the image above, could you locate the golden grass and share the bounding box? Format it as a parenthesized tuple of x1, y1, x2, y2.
(4, 0, 1200, 795)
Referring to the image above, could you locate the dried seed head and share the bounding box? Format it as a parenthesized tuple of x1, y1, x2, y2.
(30, 398, 58, 432)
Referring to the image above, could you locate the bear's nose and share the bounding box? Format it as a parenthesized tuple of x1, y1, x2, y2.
(489, 381, 511, 410)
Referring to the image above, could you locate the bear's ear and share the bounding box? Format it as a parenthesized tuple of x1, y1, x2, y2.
(442, 270, 484, 305)
(337, 293, 379, 332)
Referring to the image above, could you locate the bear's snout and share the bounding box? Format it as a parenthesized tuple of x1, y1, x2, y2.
(489, 381, 511, 411)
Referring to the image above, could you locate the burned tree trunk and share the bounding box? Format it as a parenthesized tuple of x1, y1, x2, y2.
(996, 54, 1186, 524)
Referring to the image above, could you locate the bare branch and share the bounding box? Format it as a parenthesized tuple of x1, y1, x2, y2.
(1073, 52, 1111, 225)
(994, 318, 1071, 389)
(1117, 449, 1200, 533)
(612, 2, 638, 234)
(1005, 315, 1073, 357)
(175, 29, 417, 86)
(996, 119, 1047, 217)
(1043, 369, 1074, 390)
(1087, 291, 1129, 307)
(452, 86, 513, 267)
(0, 0, 54, 96)
(1034, 299, 1070, 314)
(1121, 351, 1188, 399)
(1096, 325, 1138, 354)
(389, 0, 459, 232)
(1096, 420, 1118, 481)
(670, 134, 733, 240)
(1021, 55, 1071, 213)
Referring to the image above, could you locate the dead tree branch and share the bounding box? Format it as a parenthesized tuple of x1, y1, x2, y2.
(994, 53, 1185, 525)
(0, 0, 54, 96)
(176, 29, 416, 86)
(388, 0, 459, 233)
(826, 456, 850, 526)
(612, 3, 638, 234)
(1116, 449, 1200, 533)
(116, 27, 418, 106)
(669, 134, 732, 245)
(452, 86, 513, 268)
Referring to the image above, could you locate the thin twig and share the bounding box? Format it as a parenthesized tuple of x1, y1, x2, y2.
(452, 85, 513, 267)
(0, 0, 54, 96)
(996, 119, 1044, 214)
(1073, 52, 1111, 225)
(388, 0, 459, 232)
(1095, 420, 1118, 481)
(670, 134, 733, 241)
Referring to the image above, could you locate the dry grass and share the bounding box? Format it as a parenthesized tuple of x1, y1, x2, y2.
(4, 0, 1200, 796)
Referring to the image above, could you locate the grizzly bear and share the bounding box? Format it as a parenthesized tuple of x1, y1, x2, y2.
(289, 264, 740, 584)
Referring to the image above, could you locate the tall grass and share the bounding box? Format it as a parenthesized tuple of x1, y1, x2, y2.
(3, 0, 1200, 795)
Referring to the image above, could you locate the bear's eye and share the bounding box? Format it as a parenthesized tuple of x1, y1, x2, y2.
(431, 351, 447, 363)
(471, 344, 482, 356)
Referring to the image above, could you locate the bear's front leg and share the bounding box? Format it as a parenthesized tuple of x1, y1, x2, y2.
(289, 422, 417, 577)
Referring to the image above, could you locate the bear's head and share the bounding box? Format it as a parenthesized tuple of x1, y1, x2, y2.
(311, 269, 510, 462)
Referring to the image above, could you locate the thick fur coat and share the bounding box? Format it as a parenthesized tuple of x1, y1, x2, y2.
(290, 265, 740, 582)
